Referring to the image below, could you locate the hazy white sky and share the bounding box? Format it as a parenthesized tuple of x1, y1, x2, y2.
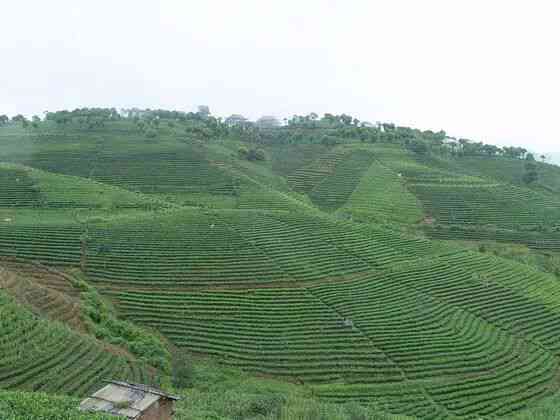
(1, 1, 559, 152)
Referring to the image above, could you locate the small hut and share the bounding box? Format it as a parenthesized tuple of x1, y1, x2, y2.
(80, 381, 180, 420)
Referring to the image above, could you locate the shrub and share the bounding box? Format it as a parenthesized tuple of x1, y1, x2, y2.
(145, 129, 158, 138)
(239, 147, 266, 161)
(172, 352, 194, 388)
(245, 393, 286, 417)
(238, 146, 249, 158)
(73, 273, 171, 373)
(344, 401, 370, 420)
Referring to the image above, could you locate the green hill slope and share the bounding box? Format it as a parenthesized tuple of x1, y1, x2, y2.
(0, 390, 120, 420)
(106, 250, 560, 419)
(338, 158, 423, 225)
(437, 155, 560, 194)
(0, 162, 166, 210)
(3, 116, 560, 419)
(0, 207, 445, 287)
(352, 145, 560, 249)
(0, 284, 156, 397)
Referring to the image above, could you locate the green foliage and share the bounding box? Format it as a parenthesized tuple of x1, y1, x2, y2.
(239, 146, 266, 161)
(263, 143, 332, 177)
(251, 148, 266, 161)
(405, 139, 429, 155)
(427, 223, 560, 253)
(171, 360, 411, 420)
(320, 134, 340, 146)
(467, 240, 560, 279)
(307, 149, 376, 211)
(2, 108, 560, 420)
(523, 158, 539, 184)
(172, 352, 194, 388)
(71, 270, 171, 373)
(287, 146, 350, 194)
(0, 390, 122, 420)
(338, 154, 423, 225)
(145, 128, 158, 138)
(406, 171, 560, 231)
(0, 162, 166, 212)
(509, 393, 560, 420)
(238, 146, 249, 158)
(0, 289, 154, 397)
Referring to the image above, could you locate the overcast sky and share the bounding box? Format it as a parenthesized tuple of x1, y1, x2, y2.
(1, 1, 559, 152)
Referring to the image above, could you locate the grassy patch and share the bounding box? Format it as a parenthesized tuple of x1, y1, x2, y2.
(171, 359, 412, 420)
(0, 390, 122, 420)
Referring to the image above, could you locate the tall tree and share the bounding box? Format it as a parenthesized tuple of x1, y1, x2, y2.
(197, 105, 210, 118)
(523, 158, 538, 184)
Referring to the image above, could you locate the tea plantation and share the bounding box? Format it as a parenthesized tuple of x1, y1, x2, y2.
(0, 287, 156, 397)
(1, 115, 560, 419)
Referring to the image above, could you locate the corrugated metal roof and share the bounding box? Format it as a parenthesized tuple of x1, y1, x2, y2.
(79, 381, 180, 419)
(108, 380, 180, 401)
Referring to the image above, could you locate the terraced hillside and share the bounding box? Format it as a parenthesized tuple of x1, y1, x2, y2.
(408, 179, 560, 229)
(0, 275, 156, 397)
(266, 143, 334, 177)
(2, 122, 560, 419)
(286, 144, 425, 222)
(14, 146, 237, 200)
(425, 225, 560, 251)
(0, 259, 83, 329)
(337, 159, 423, 224)
(0, 166, 42, 207)
(108, 250, 560, 419)
(363, 145, 560, 247)
(0, 136, 308, 212)
(307, 150, 377, 211)
(287, 147, 350, 200)
(0, 207, 444, 287)
(0, 162, 166, 211)
(442, 156, 560, 194)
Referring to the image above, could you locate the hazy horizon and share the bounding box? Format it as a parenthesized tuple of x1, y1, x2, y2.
(1, 0, 559, 153)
